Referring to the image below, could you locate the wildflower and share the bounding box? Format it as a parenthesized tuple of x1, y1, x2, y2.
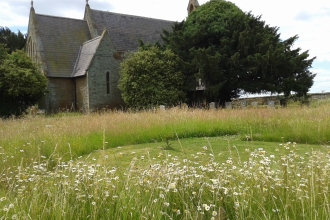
(12, 214, 18, 220)
(164, 202, 170, 207)
(168, 182, 176, 189)
(212, 211, 217, 216)
(0, 197, 6, 202)
(203, 146, 208, 151)
(203, 204, 210, 211)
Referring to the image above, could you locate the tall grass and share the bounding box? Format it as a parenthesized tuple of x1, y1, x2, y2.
(1, 103, 330, 219)
(1, 104, 330, 168)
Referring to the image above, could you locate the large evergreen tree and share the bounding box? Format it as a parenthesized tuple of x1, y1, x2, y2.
(0, 26, 26, 53)
(162, 0, 316, 104)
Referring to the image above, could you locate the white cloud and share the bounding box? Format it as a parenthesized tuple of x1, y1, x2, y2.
(0, 2, 28, 28)
(309, 68, 330, 93)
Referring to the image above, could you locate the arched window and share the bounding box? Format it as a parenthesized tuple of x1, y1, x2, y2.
(189, 4, 194, 14)
(27, 38, 32, 57)
(32, 41, 36, 62)
(106, 72, 110, 94)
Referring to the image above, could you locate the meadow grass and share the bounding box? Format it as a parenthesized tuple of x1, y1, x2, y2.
(1, 101, 330, 168)
(1, 101, 330, 219)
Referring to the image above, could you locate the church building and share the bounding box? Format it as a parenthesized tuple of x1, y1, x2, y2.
(26, 0, 200, 112)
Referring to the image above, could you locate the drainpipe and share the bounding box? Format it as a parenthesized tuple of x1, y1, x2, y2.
(73, 79, 77, 111)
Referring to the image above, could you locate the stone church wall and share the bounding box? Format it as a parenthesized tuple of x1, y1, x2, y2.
(46, 78, 75, 112)
(87, 34, 125, 111)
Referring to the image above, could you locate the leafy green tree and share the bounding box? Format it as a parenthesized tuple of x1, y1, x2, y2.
(0, 45, 47, 117)
(0, 26, 26, 53)
(162, 0, 316, 104)
(119, 46, 185, 109)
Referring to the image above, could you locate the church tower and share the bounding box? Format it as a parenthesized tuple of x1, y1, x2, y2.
(187, 0, 200, 15)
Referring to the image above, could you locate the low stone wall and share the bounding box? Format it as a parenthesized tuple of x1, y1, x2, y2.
(220, 92, 330, 109)
(310, 92, 330, 100)
(231, 96, 280, 108)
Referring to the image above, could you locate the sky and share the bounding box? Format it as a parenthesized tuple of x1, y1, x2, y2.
(0, 0, 329, 94)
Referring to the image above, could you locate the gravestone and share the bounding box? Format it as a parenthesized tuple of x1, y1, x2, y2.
(37, 109, 46, 115)
(209, 102, 216, 110)
(159, 105, 166, 112)
(30, 106, 37, 115)
(267, 100, 275, 108)
(240, 100, 247, 109)
(225, 102, 232, 109)
(251, 102, 258, 108)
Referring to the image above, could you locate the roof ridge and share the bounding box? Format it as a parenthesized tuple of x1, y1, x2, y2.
(90, 9, 174, 23)
(83, 36, 101, 45)
(35, 13, 84, 22)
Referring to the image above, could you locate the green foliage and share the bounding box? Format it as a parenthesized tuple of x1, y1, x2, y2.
(0, 26, 26, 53)
(0, 47, 47, 117)
(119, 46, 185, 109)
(162, 0, 316, 104)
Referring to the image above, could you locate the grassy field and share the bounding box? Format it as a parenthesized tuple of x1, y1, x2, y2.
(0, 101, 330, 219)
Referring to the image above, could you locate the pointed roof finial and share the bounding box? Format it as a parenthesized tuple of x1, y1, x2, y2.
(187, 0, 200, 15)
(31, 0, 33, 7)
(86, 0, 89, 5)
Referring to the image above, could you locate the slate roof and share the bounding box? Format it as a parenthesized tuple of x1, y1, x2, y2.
(89, 9, 174, 51)
(35, 14, 91, 77)
(72, 36, 101, 77)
